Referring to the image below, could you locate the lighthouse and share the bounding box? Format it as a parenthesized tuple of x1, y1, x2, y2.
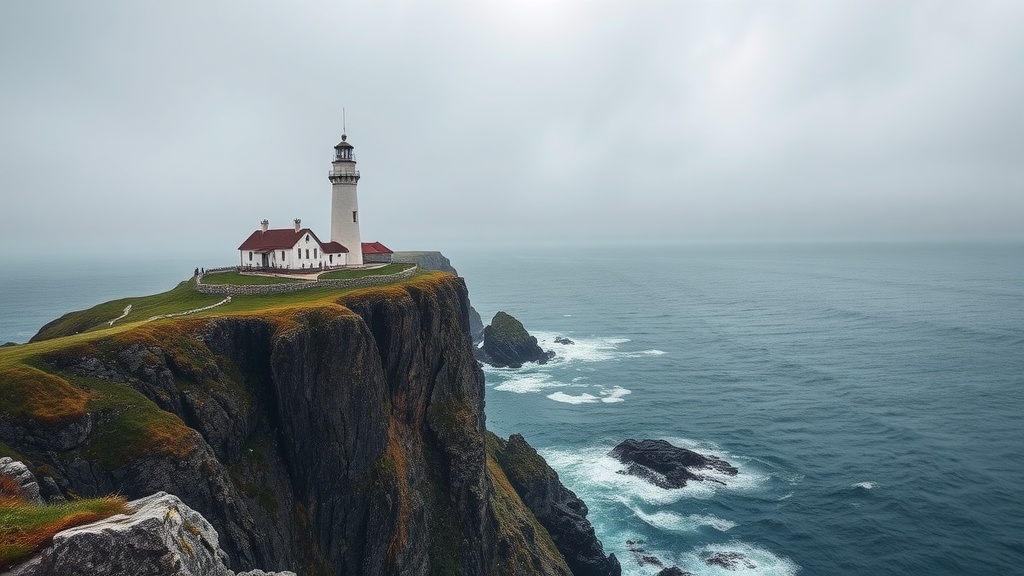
(329, 133, 362, 265)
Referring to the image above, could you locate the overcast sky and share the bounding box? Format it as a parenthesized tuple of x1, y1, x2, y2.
(1, 1, 1022, 260)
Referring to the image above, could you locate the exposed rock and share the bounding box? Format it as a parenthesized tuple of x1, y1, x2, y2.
(0, 457, 43, 504)
(477, 311, 555, 368)
(2, 274, 601, 576)
(553, 337, 575, 345)
(656, 568, 693, 576)
(392, 250, 485, 341)
(705, 551, 756, 570)
(5, 492, 294, 576)
(609, 439, 738, 489)
(625, 540, 663, 568)
(489, 433, 621, 576)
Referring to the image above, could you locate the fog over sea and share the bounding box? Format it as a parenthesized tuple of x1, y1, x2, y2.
(2, 244, 1022, 575)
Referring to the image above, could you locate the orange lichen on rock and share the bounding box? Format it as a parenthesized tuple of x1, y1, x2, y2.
(385, 418, 412, 559)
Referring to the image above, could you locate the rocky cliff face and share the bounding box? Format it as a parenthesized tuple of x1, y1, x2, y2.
(488, 434, 621, 576)
(392, 251, 485, 341)
(0, 273, 613, 575)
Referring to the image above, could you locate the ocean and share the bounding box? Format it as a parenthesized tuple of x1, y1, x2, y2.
(2, 244, 1023, 575)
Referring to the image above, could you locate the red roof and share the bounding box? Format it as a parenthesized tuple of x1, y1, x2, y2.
(238, 228, 304, 252)
(361, 241, 393, 255)
(238, 228, 348, 254)
(321, 241, 349, 254)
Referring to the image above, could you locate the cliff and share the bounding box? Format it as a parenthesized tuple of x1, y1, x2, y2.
(0, 272, 615, 575)
(392, 251, 484, 341)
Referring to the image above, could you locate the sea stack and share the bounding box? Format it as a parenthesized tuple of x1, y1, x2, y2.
(478, 311, 554, 368)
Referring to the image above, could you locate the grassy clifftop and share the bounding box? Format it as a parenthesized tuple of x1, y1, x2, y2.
(0, 270, 449, 467)
(29, 267, 431, 343)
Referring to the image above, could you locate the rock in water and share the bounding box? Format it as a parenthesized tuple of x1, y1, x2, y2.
(478, 311, 554, 368)
(6, 492, 295, 576)
(705, 551, 756, 570)
(609, 439, 738, 489)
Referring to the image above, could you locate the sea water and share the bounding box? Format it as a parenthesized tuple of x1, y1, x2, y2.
(447, 244, 1024, 575)
(1, 245, 1022, 574)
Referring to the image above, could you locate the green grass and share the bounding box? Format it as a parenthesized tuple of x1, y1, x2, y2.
(0, 493, 128, 568)
(318, 263, 414, 280)
(31, 280, 223, 342)
(0, 443, 23, 462)
(201, 272, 306, 286)
(0, 268, 441, 374)
(77, 375, 196, 468)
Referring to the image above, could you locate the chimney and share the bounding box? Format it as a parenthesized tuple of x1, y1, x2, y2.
(294, 218, 302, 232)
(260, 219, 269, 233)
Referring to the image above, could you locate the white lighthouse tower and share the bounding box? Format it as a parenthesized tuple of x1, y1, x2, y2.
(329, 132, 362, 265)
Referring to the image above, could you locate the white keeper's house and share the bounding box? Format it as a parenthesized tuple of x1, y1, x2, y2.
(237, 132, 392, 270)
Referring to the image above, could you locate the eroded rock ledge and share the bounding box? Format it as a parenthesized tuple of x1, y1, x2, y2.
(610, 439, 738, 489)
(6, 492, 293, 576)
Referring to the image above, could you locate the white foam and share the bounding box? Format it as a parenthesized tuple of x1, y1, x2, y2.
(681, 542, 800, 576)
(548, 391, 600, 404)
(657, 437, 769, 493)
(600, 386, 632, 403)
(625, 349, 667, 357)
(493, 373, 564, 393)
(545, 385, 632, 405)
(541, 440, 767, 510)
(633, 509, 736, 533)
(542, 448, 720, 505)
(852, 481, 876, 490)
(532, 331, 632, 364)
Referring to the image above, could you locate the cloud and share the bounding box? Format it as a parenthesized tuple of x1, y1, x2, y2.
(0, 0, 1021, 260)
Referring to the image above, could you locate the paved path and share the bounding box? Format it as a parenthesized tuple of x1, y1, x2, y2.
(108, 305, 132, 326)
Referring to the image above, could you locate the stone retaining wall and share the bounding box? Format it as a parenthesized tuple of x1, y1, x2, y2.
(195, 265, 419, 296)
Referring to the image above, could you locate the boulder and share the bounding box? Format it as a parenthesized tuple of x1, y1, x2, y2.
(609, 439, 738, 489)
(478, 311, 554, 368)
(0, 456, 43, 504)
(5, 492, 295, 576)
